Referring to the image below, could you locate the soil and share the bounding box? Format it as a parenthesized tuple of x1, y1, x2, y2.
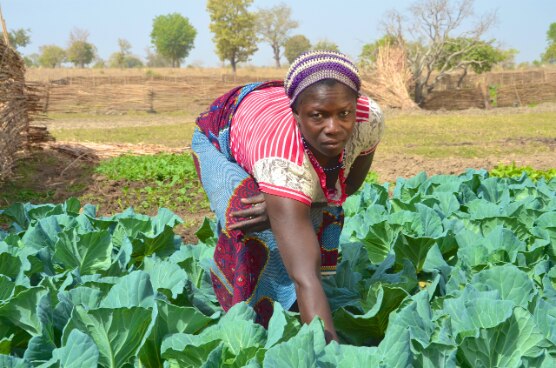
(1, 139, 554, 244)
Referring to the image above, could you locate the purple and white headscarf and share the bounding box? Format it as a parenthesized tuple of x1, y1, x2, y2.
(284, 50, 361, 107)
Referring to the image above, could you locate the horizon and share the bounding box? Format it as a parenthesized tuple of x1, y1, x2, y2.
(3, 0, 556, 67)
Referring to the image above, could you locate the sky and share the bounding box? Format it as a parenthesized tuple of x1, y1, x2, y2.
(3, 0, 556, 67)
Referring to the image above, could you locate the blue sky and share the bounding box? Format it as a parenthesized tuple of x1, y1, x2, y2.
(3, 0, 555, 66)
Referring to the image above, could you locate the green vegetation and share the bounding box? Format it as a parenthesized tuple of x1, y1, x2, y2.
(1, 170, 555, 366)
(91, 152, 209, 214)
(490, 162, 556, 181)
(207, 0, 258, 73)
(150, 13, 197, 67)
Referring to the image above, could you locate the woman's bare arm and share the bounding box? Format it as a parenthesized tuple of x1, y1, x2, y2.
(263, 193, 338, 343)
(345, 152, 375, 196)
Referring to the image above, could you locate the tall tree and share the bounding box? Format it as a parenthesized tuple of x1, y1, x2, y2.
(541, 22, 556, 64)
(207, 0, 258, 73)
(284, 34, 311, 64)
(150, 13, 197, 67)
(255, 3, 298, 68)
(382, 0, 497, 105)
(38, 45, 66, 68)
(66, 28, 95, 68)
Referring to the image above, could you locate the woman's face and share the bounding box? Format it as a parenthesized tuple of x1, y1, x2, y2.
(294, 81, 358, 165)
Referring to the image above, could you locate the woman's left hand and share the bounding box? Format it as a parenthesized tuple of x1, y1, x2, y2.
(228, 194, 271, 233)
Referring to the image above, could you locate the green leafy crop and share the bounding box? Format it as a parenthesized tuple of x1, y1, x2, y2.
(1, 169, 555, 366)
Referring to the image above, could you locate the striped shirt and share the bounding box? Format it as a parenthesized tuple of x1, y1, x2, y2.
(230, 86, 384, 206)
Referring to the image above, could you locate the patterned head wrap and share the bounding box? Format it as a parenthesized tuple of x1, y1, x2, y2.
(284, 50, 361, 107)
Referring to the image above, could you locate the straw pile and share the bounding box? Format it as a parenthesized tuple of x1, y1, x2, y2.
(362, 46, 418, 110)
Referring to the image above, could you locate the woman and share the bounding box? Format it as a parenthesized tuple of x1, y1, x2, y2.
(191, 50, 384, 342)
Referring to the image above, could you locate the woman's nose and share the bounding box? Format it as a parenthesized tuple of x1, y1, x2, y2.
(324, 117, 341, 134)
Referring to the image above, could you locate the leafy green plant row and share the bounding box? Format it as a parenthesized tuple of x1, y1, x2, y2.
(0, 169, 555, 367)
(490, 162, 556, 182)
(95, 153, 198, 182)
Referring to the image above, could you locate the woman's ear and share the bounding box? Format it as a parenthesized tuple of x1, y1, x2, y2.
(293, 112, 301, 128)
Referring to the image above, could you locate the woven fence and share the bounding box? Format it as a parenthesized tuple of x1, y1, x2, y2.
(422, 70, 556, 110)
(0, 41, 45, 181)
(0, 41, 29, 180)
(26, 67, 556, 113)
(39, 74, 265, 115)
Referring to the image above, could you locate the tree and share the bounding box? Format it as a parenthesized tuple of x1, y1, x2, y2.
(2, 28, 31, 49)
(38, 45, 66, 68)
(108, 38, 143, 68)
(541, 22, 556, 64)
(312, 39, 340, 52)
(547, 22, 556, 44)
(66, 28, 95, 67)
(207, 0, 258, 73)
(382, 0, 497, 105)
(150, 13, 197, 67)
(541, 44, 556, 64)
(255, 3, 298, 68)
(24, 53, 39, 67)
(284, 34, 311, 64)
(359, 35, 400, 69)
(109, 38, 131, 68)
(438, 38, 507, 87)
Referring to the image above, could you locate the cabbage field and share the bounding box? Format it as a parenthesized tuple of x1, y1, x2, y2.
(1, 169, 555, 367)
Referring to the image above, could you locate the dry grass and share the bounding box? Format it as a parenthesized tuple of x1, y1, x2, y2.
(25, 66, 287, 83)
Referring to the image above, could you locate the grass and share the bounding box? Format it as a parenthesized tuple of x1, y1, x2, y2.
(49, 110, 556, 158)
(52, 123, 196, 147)
(381, 111, 556, 158)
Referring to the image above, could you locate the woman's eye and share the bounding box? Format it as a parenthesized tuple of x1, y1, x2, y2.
(311, 113, 322, 120)
(339, 111, 351, 118)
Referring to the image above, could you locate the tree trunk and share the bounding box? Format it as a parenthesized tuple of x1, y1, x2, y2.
(457, 67, 468, 88)
(231, 59, 237, 74)
(273, 45, 281, 68)
(414, 81, 426, 106)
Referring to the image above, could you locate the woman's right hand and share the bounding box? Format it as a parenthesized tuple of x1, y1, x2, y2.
(228, 194, 271, 233)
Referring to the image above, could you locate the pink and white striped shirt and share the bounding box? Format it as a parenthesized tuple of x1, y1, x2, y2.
(230, 86, 384, 206)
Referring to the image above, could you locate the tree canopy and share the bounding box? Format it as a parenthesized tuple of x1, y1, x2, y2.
(66, 28, 95, 67)
(2, 28, 31, 50)
(255, 3, 298, 68)
(541, 22, 556, 64)
(284, 35, 311, 64)
(150, 13, 197, 68)
(359, 35, 400, 70)
(437, 38, 507, 86)
(207, 0, 258, 73)
(312, 39, 340, 53)
(38, 45, 66, 68)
